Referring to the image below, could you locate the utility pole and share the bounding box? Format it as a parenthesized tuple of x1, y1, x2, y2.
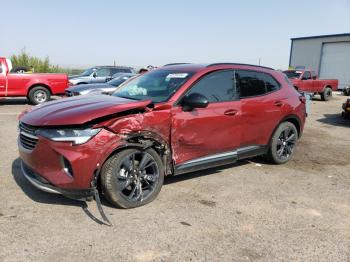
(258, 58, 261, 66)
(113, 60, 116, 66)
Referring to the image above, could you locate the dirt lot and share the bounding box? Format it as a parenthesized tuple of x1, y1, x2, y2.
(0, 94, 349, 261)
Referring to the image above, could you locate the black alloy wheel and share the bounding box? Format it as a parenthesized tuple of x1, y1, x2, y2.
(101, 148, 164, 208)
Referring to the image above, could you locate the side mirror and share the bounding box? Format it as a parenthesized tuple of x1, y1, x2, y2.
(181, 93, 209, 112)
(92, 72, 97, 78)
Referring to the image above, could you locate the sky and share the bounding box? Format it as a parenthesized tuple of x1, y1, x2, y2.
(1, 0, 350, 69)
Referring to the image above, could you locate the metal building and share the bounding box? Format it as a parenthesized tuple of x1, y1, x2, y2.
(289, 33, 350, 89)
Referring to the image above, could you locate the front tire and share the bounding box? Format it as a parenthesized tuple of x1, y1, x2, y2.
(28, 86, 51, 105)
(267, 122, 298, 164)
(101, 148, 164, 208)
(321, 87, 332, 101)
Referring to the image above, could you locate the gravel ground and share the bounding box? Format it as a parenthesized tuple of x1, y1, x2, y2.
(0, 94, 349, 262)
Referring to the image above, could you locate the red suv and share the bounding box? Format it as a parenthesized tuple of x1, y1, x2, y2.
(18, 63, 306, 208)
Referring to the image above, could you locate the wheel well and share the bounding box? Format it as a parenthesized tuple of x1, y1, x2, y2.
(284, 117, 301, 137)
(322, 85, 332, 92)
(268, 115, 301, 145)
(28, 84, 52, 96)
(98, 133, 172, 180)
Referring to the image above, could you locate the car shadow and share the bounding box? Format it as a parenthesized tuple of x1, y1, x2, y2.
(11, 158, 110, 225)
(0, 98, 29, 105)
(12, 157, 254, 224)
(317, 113, 350, 127)
(0, 97, 59, 106)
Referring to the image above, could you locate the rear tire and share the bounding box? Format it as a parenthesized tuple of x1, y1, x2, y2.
(266, 122, 298, 164)
(321, 87, 332, 101)
(101, 148, 164, 209)
(28, 86, 51, 105)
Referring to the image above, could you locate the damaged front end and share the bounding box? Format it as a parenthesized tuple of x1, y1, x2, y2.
(18, 95, 174, 225)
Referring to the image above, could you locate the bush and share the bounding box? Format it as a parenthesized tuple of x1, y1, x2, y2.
(10, 49, 83, 75)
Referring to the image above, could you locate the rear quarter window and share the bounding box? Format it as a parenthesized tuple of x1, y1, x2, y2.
(236, 70, 280, 98)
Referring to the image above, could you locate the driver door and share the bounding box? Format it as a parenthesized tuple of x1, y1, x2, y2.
(0, 63, 6, 96)
(171, 70, 242, 167)
(301, 71, 313, 92)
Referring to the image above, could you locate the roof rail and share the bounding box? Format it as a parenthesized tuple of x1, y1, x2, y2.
(206, 63, 274, 70)
(163, 63, 191, 66)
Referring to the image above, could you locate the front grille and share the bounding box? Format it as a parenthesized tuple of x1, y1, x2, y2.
(19, 122, 38, 151)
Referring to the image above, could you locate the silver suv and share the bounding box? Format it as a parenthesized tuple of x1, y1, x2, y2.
(69, 66, 135, 85)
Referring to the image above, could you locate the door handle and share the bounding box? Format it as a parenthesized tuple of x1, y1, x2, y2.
(224, 109, 238, 116)
(274, 101, 283, 107)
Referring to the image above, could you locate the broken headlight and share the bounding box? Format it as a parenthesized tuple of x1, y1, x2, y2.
(37, 128, 101, 145)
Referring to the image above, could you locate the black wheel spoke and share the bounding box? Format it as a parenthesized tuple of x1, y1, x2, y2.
(138, 153, 151, 171)
(131, 153, 136, 170)
(286, 133, 295, 142)
(122, 157, 132, 171)
(120, 179, 132, 190)
(277, 146, 284, 156)
(128, 185, 137, 200)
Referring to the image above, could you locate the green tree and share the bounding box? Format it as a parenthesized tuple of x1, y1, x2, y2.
(10, 49, 84, 75)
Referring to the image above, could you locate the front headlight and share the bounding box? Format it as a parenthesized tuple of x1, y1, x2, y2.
(37, 128, 101, 145)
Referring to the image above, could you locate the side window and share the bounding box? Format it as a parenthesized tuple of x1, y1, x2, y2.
(311, 71, 317, 80)
(260, 73, 280, 93)
(0, 64, 2, 74)
(186, 70, 237, 102)
(236, 70, 266, 98)
(302, 71, 311, 80)
(95, 68, 111, 77)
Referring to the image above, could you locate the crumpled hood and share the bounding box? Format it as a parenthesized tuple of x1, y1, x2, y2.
(20, 95, 152, 126)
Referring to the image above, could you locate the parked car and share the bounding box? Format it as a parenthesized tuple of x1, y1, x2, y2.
(65, 73, 136, 96)
(342, 98, 350, 118)
(283, 69, 338, 101)
(18, 63, 306, 209)
(0, 57, 68, 104)
(343, 86, 350, 96)
(69, 66, 135, 85)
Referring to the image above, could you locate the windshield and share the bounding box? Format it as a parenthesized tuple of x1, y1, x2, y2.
(80, 68, 96, 77)
(283, 70, 302, 79)
(113, 70, 194, 102)
(108, 76, 133, 87)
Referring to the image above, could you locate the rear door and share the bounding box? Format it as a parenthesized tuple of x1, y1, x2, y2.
(236, 70, 284, 146)
(171, 70, 242, 165)
(0, 61, 6, 96)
